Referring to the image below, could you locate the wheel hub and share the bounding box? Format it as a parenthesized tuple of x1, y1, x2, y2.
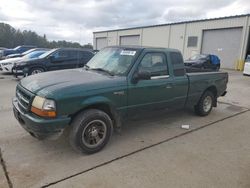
(90, 127, 98, 137)
(203, 96, 212, 112)
(82, 120, 107, 148)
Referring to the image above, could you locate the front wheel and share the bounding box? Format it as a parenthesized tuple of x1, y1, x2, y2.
(194, 90, 215, 116)
(69, 109, 113, 154)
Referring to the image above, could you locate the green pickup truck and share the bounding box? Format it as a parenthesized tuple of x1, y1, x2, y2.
(13, 46, 228, 153)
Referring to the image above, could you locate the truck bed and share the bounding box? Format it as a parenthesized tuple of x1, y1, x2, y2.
(185, 71, 228, 107)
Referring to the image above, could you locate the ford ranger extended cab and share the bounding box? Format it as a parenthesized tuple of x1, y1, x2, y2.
(13, 46, 228, 154)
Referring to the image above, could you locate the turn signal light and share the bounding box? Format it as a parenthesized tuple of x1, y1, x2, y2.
(31, 106, 56, 118)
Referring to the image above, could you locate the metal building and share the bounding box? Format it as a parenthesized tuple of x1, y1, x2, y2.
(93, 14, 250, 69)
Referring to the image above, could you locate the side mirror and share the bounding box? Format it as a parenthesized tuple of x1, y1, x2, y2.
(132, 70, 151, 83)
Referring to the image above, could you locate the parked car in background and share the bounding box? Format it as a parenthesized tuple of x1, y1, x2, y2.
(243, 55, 250, 76)
(12, 46, 228, 154)
(12, 48, 94, 76)
(5, 48, 48, 59)
(0, 49, 49, 73)
(185, 54, 220, 72)
(0, 45, 36, 59)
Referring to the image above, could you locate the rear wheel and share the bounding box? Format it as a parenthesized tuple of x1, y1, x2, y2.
(194, 90, 215, 116)
(69, 109, 113, 154)
(29, 67, 44, 75)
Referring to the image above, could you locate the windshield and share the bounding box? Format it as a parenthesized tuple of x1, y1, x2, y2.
(21, 49, 35, 55)
(38, 49, 57, 58)
(86, 47, 139, 76)
(189, 54, 207, 60)
(23, 50, 48, 59)
(13, 46, 21, 50)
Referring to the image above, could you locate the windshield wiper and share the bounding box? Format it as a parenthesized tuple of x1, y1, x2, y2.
(90, 68, 114, 76)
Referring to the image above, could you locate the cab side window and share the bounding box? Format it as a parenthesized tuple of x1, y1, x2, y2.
(138, 53, 168, 77)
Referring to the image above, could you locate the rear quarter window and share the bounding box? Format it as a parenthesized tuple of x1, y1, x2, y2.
(169, 52, 185, 77)
(170, 52, 184, 64)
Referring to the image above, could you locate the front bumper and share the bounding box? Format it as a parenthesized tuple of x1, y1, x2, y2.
(13, 97, 71, 138)
(0, 64, 15, 73)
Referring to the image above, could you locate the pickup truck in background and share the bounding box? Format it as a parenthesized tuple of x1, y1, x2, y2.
(13, 46, 228, 154)
(0, 45, 36, 59)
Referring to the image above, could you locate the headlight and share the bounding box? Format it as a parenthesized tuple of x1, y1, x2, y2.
(31, 96, 56, 118)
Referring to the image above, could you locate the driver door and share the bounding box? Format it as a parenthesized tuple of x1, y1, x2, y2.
(127, 52, 174, 117)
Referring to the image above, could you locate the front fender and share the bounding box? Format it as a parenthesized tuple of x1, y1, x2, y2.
(81, 96, 114, 108)
(78, 96, 122, 130)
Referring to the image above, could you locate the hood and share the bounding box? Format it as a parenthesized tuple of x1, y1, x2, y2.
(7, 53, 22, 58)
(21, 57, 44, 63)
(20, 68, 126, 98)
(0, 57, 22, 64)
(15, 58, 44, 67)
(4, 49, 15, 52)
(3, 49, 15, 55)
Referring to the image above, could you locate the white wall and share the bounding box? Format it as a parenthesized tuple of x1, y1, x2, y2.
(93, 15, 250, 62)
(141, 26, 170, 47)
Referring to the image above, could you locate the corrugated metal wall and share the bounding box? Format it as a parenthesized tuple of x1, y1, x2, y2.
(93, 15, 250, 69)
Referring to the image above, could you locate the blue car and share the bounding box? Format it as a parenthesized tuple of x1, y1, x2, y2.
(185, 54, 220, 72)
(0, 45, 36, 59)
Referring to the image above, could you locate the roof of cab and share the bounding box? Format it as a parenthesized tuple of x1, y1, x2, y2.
(106, 45, 181, 53)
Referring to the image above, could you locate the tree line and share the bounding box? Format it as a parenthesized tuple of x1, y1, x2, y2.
(0, 23, 93, 49)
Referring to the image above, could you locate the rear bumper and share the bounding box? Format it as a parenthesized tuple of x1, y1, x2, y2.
(13, 98, 71, 138)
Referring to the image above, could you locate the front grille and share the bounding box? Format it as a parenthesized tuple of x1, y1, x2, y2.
(16, 86, 33, 112)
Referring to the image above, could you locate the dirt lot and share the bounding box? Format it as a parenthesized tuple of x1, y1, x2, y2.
(0, 70, 250, 188)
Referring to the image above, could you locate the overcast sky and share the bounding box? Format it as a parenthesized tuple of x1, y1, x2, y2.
(0, 0, 250, 45)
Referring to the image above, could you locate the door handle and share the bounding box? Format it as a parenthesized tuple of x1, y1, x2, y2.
(165, 84, 173, 89)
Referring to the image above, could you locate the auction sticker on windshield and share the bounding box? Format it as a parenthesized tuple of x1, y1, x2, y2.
(120, 50, 136, 56)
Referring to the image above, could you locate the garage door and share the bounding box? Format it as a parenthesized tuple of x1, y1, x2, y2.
(96, 37, 107, 50)
(120, 35, 140, 46)
(201, 28, 242, 69)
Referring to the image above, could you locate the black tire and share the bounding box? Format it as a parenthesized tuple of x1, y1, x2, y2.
(194, 90, 215, 116)
(28, 67, 45, 75)
(69, 109, 113, 154)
